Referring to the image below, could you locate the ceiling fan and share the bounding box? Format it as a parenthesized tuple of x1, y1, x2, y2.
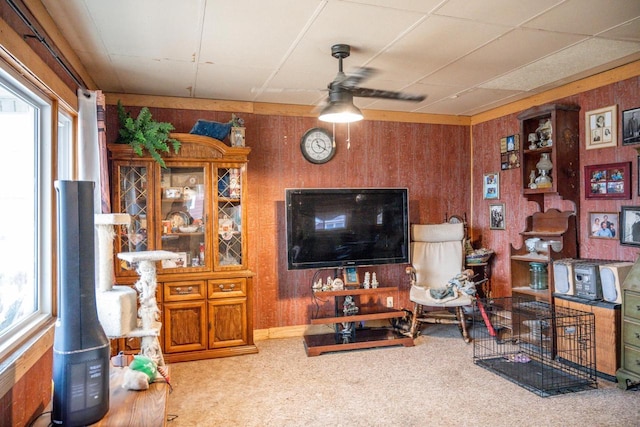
(319, 43, 426, 123)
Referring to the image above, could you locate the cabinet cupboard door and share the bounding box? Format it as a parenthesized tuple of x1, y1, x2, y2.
(164, 301, 207, 353)
(208, 298, 247, 348)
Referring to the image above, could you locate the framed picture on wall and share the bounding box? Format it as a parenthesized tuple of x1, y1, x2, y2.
(620, 206, 640, 247)
(584, 162, 631, 200)
(343, 267, 360, 287)
(483, 172, 499, 200)
(489, 203, 505, 230)
(588, 212, 618, 239)
(585, 105, 618, 150)
(622, 107, 640, 145)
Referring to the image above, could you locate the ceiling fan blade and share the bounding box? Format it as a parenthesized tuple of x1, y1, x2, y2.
(339, 67, 376, 89)
(350, 87, 426, 102)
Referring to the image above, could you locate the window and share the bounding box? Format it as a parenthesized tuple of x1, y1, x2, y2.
(0, 62, 53, 359)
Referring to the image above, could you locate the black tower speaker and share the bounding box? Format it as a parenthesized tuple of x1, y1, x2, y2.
(52, 181, 110, 426)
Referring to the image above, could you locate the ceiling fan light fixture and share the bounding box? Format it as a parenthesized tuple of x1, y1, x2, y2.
(318, 102, 363, 123)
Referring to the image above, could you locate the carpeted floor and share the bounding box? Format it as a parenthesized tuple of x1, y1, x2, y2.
(166, 325, 639, 427)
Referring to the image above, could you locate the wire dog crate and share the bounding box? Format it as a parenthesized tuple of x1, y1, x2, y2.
(473, 297, 597, 397)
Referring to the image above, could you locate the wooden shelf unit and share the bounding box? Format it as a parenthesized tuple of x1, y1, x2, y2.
(304, 286, 414, 356)
(510, 209, 578, 303)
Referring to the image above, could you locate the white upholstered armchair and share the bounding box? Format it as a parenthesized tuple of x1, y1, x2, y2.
(405, 223, 476, 342)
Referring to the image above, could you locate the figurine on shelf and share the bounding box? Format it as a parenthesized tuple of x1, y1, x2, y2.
(363, 272, 371, 289)
(343, 295, 359, 315)
(323, 277, 332, 291)
(528, 133, 538, 150)
(528, 170, 537, 189)
(536, 118, 553, 147)
(371, 273, 379, 288)
(312, 279, 323, 293)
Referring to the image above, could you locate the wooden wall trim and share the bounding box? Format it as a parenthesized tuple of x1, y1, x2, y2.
(105, 92, 472, 126)
(0, 320, 54, 399)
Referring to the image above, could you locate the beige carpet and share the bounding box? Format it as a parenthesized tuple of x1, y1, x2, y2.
(166, 325, 639, 427)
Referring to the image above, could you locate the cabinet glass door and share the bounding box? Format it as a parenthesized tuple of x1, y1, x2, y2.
(160, 166, 208, 270)
(116, 164, 149, 272)
(217, 166, 244, 268)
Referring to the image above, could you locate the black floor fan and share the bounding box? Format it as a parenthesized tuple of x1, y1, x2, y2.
(52, 181, 110, 426)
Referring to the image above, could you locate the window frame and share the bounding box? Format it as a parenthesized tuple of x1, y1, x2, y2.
(0, 60, 54, 362)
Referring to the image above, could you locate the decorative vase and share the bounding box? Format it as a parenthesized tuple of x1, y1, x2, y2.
(230, 126, 246, 147)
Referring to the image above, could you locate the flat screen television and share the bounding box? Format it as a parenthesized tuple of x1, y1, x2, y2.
(285, 188, 409, 270)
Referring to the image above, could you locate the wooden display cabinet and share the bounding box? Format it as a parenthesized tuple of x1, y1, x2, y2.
(617, 268, 640, 390)
(518, 103, 580, 209)
(510, 209, 578, 302)
(555, 295, 621, 378)
(304, 286, 414, 356)
(108, 133, 257, 362)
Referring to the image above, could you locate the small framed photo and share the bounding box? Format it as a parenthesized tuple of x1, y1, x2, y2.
(489, 203, 505, 230)
(588, 212, 618, 239)
(585, 105, 618, 149)
(483, 172, 499, 200)
(620, 206, 640, 247)
(622, 107, 640, 145)
(343, 267, 359, 287)
(584, 162, 631, 200)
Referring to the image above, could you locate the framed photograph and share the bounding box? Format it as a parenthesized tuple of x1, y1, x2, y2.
(343, 267, 360, 287)
(584, 162, 631, 200)
(585, 105, 618, 149)
(622, 107, 640, 145)
(500, 134, 520, 170)
(588, 212, 618, 239)
(620, 206, 640, 247)
(489, 203, 505, 230)
(483, 172, 499, 200)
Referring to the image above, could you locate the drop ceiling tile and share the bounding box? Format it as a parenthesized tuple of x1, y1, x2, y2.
(199, 0, 324, 67)
(365, 15, 511, 84)
(481, 38, 640, 91)
(108, 56, 197, 97)
(343, 0, 442, 14)
(434, 0, 563, 26)
(599, 17, 640, 42)
(421, 28, 586, 87)
(415, 87, 524, 115)
(83, 0, 203, 60)
(523, 0, 640, 36)
(195, 62, 275, 101)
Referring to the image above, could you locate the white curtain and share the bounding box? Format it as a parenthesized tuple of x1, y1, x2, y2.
(77, 89, 102, 214)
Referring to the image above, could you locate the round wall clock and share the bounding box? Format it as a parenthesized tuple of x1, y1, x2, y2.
(300, 127, 335, 164)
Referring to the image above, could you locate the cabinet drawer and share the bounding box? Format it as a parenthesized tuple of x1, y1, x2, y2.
(164, 281, 206, 301)
(622, 319, 640, 348)
(623, 291, 640, 321)
(209, 278, 247, 298)
(622, 344, 640, 376)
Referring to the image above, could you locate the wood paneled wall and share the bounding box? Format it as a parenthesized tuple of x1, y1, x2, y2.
(105, 106, 471, 327)
(472, 76, 640, 297)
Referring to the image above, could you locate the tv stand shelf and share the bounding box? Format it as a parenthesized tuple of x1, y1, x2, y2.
(305, 286, 414, 356)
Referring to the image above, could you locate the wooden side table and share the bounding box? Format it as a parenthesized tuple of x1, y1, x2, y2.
(466, 260, 492, 298)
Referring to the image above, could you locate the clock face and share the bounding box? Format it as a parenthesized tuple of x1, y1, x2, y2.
(300, 128, 335, 164)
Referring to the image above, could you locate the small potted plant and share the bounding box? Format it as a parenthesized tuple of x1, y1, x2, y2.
(116, 100, 180, 168)
(229, 114, 246, 147)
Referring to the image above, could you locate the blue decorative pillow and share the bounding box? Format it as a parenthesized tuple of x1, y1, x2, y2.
(189, 119, 232, 140)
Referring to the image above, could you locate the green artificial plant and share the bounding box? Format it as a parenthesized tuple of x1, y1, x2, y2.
(117, 100, 180, 168)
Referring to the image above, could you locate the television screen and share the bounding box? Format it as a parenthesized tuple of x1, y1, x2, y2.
(286, 188, 409, 270)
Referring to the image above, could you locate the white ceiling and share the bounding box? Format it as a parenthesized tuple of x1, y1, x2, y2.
(41, 0, 640, 116)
